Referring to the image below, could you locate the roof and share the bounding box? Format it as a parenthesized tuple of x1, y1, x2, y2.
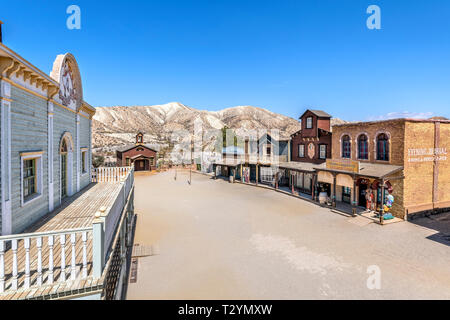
(278, 162, 318, 173)
(332, 118, 450, 128)
(213, 159, 242, 167)
(116, 144, 158, 153)
(300, 109, 332, 119)
(314, 162, 403, 179)
(222, 146, 244, 155)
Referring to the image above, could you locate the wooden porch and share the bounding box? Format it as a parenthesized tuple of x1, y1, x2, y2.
(0, 167, 135, 300)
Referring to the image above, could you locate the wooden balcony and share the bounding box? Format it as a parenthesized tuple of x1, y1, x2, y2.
(0, 167, 135, 300)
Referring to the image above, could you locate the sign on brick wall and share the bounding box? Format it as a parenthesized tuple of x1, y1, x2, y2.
(407, 148, 447, 163)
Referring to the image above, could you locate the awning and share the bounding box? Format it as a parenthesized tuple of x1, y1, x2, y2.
(213, 159, 242, 167)
(314, 162, 403, 179)
(278, 161, 317, 173)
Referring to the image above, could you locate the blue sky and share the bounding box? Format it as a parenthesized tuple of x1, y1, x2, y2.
(2, 0, 450, 121)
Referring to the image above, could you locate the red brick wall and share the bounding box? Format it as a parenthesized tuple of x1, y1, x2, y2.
(291, 134, 332, 163)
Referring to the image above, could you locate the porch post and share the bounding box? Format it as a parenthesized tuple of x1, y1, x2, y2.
(332, 173, 337, 208)
(311, 173, 316, 201)
(275, 171, 279, 189)
(256, 164, 259, 186)
(233, 166, 237, 183)
(352, 177, 357, 217)
(92, 213, 105, 278)
(291, 171, 295, 194)
(380, 178, 385, 224)
(240, 164, 243, 182)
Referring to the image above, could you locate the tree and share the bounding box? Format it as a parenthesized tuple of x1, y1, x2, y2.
(92, 154, 105, 168)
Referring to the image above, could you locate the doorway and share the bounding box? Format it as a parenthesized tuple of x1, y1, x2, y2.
(359, 184, 368, 207)
(61, 153, 67, 199)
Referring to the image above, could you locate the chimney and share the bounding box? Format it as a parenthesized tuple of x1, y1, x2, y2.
(0, 21, 3, 43)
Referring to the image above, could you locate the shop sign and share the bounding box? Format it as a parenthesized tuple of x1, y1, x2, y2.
(326, 159, 360, 174)
(408, 148, 447, 163)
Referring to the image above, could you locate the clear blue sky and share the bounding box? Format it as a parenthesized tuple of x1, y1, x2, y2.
(2, 0, 450, 121)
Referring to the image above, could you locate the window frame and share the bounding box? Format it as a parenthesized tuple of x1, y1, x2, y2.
(319, 144, 327, 159)
(20, 152, 44, 207)
(357, 134, 369, 160)
(81, 148, 88, 175)
(298, 144, 305, 158)
(306, 117, 313, 129)
(341, 135, 351, 159)
(376, 133, 390, 161)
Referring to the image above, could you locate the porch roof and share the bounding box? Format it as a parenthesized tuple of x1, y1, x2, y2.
(314, 162, 403, 179)
(278, 161, 317, 173)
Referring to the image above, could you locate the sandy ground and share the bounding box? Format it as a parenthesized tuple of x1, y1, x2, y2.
(126, 170, 450, 300)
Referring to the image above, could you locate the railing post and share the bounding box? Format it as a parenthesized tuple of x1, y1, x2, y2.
(0, 240, 4, 293)
(36, 237, 43, 286)
(48, 235, 54, 284)
(70, 233, 77, 280)
(93, 212, 105, 278)
(82, 231, 88, 278)
(24, 238, 31, 289)
(11, 239, 18, 290)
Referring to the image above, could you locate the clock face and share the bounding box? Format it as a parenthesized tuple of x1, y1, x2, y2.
(59, 62, 76, 107)
(308, 143, 315, 159)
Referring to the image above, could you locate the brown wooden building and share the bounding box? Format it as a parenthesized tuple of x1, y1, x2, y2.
(116, 133, 158, 171)
(291, 109, 332, 164)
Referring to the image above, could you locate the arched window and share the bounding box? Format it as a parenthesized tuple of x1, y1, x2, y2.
(60, 139, 68, 153)
(357, 134, 368, 160)
(376, 133, 389, 161)
(342, 135, 351, 158)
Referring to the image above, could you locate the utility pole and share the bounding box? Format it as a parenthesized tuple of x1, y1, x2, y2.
(189, 135, 193, 185)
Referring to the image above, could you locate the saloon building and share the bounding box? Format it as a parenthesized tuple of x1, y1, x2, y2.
(315, 118, 450, 220)
(116, 132, 158, 171)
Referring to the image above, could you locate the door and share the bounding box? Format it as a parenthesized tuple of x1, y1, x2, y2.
(359, 184, 367, 207)
(61, 153, 67, 199)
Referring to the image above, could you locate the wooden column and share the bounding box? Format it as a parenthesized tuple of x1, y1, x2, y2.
(275, 171, 279, 189)
(380, 178, 385, 224)
(332, 173, 337, 208)
(352, 177, 357, 216)
(240, 164, 243, 182)
(311, 173, 316, 200)
(291, 171, 295, 194)
(256, 165, 259, 186)
(233, 166, 237, 183)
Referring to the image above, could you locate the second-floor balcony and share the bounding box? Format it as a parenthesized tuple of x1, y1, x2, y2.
(0, 167, 135, 300)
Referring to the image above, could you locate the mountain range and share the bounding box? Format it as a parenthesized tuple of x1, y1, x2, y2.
(92, 102, 347, 160)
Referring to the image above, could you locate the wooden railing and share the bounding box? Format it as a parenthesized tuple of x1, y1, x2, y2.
(0, 167, 136, 297)
(91, 167, 133, 183)
(0, 227, 92, 293)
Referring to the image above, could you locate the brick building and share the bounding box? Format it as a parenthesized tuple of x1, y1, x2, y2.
(315, 118, 450, 220)
(116, 132, 158, 171)
(291, 109, 332, 163)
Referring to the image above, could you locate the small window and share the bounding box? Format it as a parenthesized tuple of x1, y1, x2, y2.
(376, 133, 389, 161)
(306, 117, 313, 129)
(125, 157, 130, 166)
(21, 153, 43, 205)
(23, 159, 37, 201)
(319, 144, 327, 159)
(298, 144, 305, 158)
(81, 150, 88, 174)
(358, 134, 369, 160)
(136, 147, 144, 152)
(266, 145, 271, 156)
(342, 135, 351, 159)
(150, 157, 155, 166)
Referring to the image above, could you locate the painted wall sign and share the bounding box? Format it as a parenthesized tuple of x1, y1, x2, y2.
(326, 159, 360, 174)
(407, 148, 447, 163)
(307, 143, 315, 159)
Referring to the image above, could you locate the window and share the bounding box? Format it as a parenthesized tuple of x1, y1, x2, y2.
(21, 152, 43, 206)
(150, 157, 155, 166)
(376, 133, 389, 161)
(23, 159, 36, 201)
(298, 144, 305, 158)
(266, 145, 271, 156)
(125, 157, 130, 166)
(81, 150, 88, 174)
(136, 147, 144, 152)
(342, 135, 351, 158)
(358, 134, 369, 160)
(306, 117, 313, 129)
(319, 144, 327, 159)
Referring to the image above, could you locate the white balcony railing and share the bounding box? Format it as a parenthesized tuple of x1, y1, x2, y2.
(0, 227, 92, 293)
(91, 166, 133, 183)
(0, 167, 135, 297)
